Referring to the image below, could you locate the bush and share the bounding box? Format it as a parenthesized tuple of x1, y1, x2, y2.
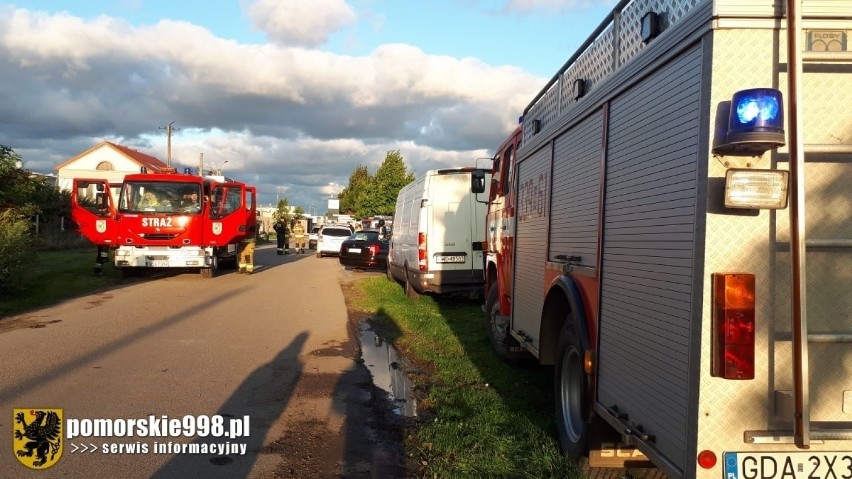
(0, 209, 38, 294)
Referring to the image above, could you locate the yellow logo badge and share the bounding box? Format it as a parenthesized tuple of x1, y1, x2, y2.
(13, 408, 63, 469)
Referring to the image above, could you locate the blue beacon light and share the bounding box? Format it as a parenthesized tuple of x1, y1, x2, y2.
(716, 88, 786, 155)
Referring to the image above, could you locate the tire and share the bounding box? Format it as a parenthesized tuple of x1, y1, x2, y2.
(201, 255, 218, 278)
(404, 269, 420, 300)
(485, 284, 524, 361)
(385, 260, 394, 282)
(554, 316, 590, 459)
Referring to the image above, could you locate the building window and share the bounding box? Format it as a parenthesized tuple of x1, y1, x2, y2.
(96, 161, 114, 171)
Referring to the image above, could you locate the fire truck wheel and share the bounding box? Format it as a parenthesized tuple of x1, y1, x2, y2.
(404, 269, 420, 300)
(554, 318, 589, 460)
(201, 256, 218, 278)
(485, 285, 523, 361)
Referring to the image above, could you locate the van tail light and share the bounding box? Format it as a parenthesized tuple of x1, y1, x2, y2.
(418, 232, 427, 271)
(711, 273, 755, 379)
(368, 244, 379, 256)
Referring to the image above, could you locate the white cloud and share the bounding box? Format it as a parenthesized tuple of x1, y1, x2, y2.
(0, 6, 540, 208)
(246, 0, 357, 47)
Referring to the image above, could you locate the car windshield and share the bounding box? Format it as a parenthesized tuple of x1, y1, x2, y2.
(119, 181, 202, 214)
(322, 228, 351, 237)
(350, 231, 379, 242)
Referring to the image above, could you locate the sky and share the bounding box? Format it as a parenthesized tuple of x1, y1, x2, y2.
(1, 0, 615, 210)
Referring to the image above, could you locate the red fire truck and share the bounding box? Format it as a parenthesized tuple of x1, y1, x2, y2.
(71, 168, 256, 278)
(481, 1, 851, 478)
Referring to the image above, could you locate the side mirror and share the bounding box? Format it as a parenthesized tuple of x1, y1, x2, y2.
(471, 169, 486, 194)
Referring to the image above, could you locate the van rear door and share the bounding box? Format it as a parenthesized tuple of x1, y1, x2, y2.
(427, 171, 484, 277)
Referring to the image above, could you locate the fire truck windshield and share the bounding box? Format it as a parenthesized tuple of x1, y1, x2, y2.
(119, 181, 202, 214)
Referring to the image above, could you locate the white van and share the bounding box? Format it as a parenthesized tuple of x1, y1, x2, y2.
(387, 167, 489, 298)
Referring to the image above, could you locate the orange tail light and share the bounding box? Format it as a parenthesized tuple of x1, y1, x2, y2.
(711, 273, 755, 379)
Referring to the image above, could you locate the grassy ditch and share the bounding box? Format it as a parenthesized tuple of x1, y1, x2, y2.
(0, 248, 128, 318)
(349, 276, 584, 479)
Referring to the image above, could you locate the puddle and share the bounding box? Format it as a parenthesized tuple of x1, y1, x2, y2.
(358, 321, 417, 417)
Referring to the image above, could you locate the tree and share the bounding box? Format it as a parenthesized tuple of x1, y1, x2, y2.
(275, 198, 292, 226)
(293, 205, 305, 222)
(0, 146, 43, 293)
(338, 165, 372, 217)
(0, 145, 32, 211)
(339, 152, 415, 219)
(365, 150, 415, 216)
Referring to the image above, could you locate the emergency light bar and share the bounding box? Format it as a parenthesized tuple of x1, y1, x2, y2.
(724, 169, 789, 209)
(714, 88, 785, 155)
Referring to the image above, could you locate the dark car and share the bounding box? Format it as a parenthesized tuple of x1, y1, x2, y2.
(338, 230, 389, 270)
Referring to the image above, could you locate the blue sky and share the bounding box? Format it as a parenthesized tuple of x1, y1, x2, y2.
(3, 0, 614, 208)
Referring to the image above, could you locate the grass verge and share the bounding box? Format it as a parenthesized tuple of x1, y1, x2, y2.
(0, 248, 128, 318)
(348, 276, 584, 479)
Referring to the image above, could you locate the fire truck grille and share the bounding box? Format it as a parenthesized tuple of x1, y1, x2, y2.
(140, 233, 179, 240)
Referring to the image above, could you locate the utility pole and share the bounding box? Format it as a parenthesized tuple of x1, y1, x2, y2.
(159, 121, 180, 167)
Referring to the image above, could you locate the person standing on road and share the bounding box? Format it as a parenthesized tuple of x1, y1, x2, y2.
(292, 221, 306, 254)
(93, 245, 110, 274)
(273, 218, 289, 255)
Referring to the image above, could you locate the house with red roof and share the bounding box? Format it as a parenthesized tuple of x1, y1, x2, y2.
(54, 141, 169, 202)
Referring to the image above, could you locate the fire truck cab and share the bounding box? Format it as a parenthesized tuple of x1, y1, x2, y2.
(71, 169, 256, 278)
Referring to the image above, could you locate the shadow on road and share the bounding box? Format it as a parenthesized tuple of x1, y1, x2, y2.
(150, 332, 308, 479)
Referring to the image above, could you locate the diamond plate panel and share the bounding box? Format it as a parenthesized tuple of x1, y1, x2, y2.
(524, 0, 705, 143)
(777, 73, 852, 146)
(699, 24, 852, 463)
(702, 26, 797, 462)
(559, 25, 615, 113)
(618, 0, 703, 65)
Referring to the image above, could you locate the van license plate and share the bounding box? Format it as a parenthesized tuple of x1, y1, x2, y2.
(723, 451, 852, 479)
(348, 248, 362, 254)
(436, 255, 465, 263)
(150, 260, 169, 267)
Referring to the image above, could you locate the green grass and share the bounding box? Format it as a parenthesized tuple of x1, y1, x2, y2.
(0, 248, 129, 318)
(350, 277, 584, 479)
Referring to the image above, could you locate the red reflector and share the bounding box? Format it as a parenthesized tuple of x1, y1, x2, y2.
(697, 450, 717, 469)
(711, 273, 755, 379)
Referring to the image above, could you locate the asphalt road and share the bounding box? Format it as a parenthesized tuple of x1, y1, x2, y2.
(0, 244, 399, 478)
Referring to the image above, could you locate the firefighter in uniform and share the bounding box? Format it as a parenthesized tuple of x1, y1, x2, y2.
(237, 238, 256, 274)
(94, 245, 110, 274)
(292, 221, 306, 254)
(273, 219, 289, 255)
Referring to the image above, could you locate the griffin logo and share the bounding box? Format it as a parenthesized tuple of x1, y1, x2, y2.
(13, 408, 63, 469)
